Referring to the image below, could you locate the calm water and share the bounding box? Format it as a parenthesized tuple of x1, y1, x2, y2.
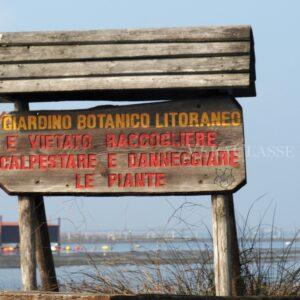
(0, 265, 103, 290)
(0, 239, 298, 291)
(1, 241, 207, 290)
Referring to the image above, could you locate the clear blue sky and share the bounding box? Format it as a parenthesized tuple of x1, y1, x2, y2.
(0, 0, 299, 234)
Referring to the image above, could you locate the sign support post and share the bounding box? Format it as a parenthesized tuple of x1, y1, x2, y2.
(34, 196, 59, 291)
(15, 100, 37, 291)
(17, 196, 37, 291)
(211, 193, 243, 296)
(14, 100, 58, 291)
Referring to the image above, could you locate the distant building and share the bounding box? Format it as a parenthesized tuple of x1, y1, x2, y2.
(0, 216, 60, 245)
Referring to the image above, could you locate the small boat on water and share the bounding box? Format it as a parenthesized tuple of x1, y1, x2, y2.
(65, 245, 72, 251)
(1, 246, 16, 253)
(131, 244, 141, 251)
(102, 244, 110, 252)
(74, 245, 81, 251)
(51, 243, 61, 252)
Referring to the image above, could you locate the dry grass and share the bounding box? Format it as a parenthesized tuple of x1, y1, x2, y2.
(63, 201, 300, 296)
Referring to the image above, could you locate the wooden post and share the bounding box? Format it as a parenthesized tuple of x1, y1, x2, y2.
(34, 196, 59, 291)
(227, 194, 245, 296)
(211, 193, 244, 296)
(15, 101, 37, 291)
(15, 100, 58, 291)
(18, 195, 37, 291)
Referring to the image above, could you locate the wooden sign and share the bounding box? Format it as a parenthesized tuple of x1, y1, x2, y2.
(0, 25, 255, 102)
(0, 96, 245, 195)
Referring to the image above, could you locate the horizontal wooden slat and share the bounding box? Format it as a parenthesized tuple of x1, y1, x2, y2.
(0, 41, 250, 62)
(0, 26, 250, 46)
(0, 25, 255, 99)
(0, 74, 249, 93)
(3, 291, 289, 300)
(0, 56, 250, 79)
(0, 292, 110, 300)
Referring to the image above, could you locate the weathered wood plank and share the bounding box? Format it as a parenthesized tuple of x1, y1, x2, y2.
(0, 56, 250, 79)
(0, 26, 255, 99)
(0, 42, 250, 62)
(1, 293, 295, 300)
(0, 293, 297, 300)
(0, 292, 111, 300)
(0, 26, 251, 45)
(0, 73, 249, 93)
(0, 97, 246, 195)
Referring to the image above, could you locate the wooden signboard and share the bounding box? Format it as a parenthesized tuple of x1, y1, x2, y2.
(0, 25, 255, 102)
(0, 96, 245, 195)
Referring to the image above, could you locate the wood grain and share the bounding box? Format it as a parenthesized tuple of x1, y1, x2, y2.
(0, 56, 250, 79)
(0, 42, 250, 62)
(34, 196, 59, 292)
(0, 26, 255, 99)
(18, 196, 37, 291)
(15, 100, 37, 291)
(211, 193, 243, 296)
(0, 73, 250, 93)
(0, 292, 111, 300)
(0, 96, 246, 195)
(0, 26, 251, 45)
(0, 292, 297, 300)
(212, 194, 232, 296)
(16, 102, 58, 292)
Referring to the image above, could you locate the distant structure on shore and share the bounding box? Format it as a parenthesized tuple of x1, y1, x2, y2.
(0, 216, 60, 245)
(60, 229, 204, 244)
